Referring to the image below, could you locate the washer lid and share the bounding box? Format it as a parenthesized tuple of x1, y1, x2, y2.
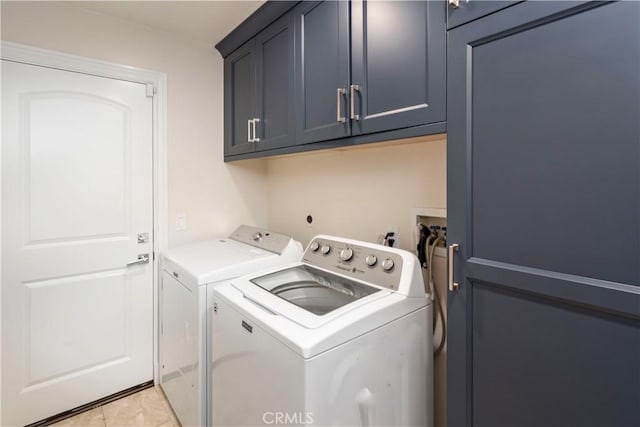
(232, 265, 391, 329)
(162, 239, 277, 286)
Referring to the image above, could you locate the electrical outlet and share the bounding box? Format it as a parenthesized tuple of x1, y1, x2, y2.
(386, 225, 399, 247)
(176, 213, 187, 231)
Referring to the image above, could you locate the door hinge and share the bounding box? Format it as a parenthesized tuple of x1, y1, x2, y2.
(153, 252, 156, 261)
(146, 83, 156, 97)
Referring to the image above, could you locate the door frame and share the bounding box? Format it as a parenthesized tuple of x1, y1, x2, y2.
(0, 42, 168, 402)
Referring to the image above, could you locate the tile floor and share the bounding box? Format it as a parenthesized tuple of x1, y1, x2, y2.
(51, 386, 180, 427)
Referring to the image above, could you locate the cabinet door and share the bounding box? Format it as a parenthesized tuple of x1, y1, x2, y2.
(447, 2, 640, 427)
(224, 40, 257, 156)
(351, 0, 446, 136)
(254, 12, 295, 151)
(294, 1, 351, 145)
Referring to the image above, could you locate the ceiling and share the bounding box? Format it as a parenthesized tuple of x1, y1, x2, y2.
(69, 1, 265, 45)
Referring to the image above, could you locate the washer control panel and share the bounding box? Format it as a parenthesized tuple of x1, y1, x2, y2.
(303, 237, 403, 291)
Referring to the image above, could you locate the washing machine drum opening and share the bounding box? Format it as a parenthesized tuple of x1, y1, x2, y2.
(250, 265, 380, 315)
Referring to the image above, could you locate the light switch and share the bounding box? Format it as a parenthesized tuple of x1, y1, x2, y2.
(176, 213, 187, 231)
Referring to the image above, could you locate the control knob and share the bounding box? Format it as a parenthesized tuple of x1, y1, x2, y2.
(321, 244, 332, 255)
(365, 255, 378, 267)
(381, 258, 395, 272)
(339, 248, 354, 261)
(252, 232, 263, 241)
(309, 241, 320, 252)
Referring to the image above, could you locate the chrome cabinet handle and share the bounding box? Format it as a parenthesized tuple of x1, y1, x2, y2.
(337, 88, 346, 123)
(247, 119, 254, 142)
(127, 253, 150, 267)
(350, 84, 360, 120)
(448, 244, 459, 292)
(449, 0, 468, 9)
(253, 118, 260, 142)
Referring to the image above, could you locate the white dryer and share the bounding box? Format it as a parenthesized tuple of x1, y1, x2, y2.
(160, 225, 302, 427)
(211, 235, 433, 427)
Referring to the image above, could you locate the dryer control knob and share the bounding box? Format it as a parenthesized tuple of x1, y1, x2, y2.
(365, 255, 378, 267)
(252, 232, 263, 241)
(309, 241, 320, 252)
(339, 248, 354, 261)
(381, 258, 395, 272)
(321, 244, 332, 255)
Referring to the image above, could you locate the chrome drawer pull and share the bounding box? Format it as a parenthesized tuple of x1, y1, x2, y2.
(448, 244, 459, 292)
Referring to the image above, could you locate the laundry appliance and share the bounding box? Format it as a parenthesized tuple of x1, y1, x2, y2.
(211, 235, 432, 427)
(160, 225, 303, 427)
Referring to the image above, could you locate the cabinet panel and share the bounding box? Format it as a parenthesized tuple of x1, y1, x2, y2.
(294, 1, 351, 144)
(471, 2, 640, 285)
(255, 12, 295, 151)
(224, 40, 256, 157)
(351, 0, 445, 136)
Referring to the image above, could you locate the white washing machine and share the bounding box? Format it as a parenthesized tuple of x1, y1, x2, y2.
(160, 225, 303, 427)
(211, 235, 433, 427)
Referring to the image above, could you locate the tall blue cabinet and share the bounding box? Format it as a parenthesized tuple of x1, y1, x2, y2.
(446, 1, 640, 426)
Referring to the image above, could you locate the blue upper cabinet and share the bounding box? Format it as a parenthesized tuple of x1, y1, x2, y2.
(219, 1, 447, 160)
(224, 11, 294, 156)
(294, 0, 446, 144)
(224, 39, 257, 157)
(350, 0, 446, 136)
(294, 1, 351, 145)
(254, 12, 295, 151)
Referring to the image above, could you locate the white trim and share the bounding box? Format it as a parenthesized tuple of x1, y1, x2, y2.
(411, 207, 447, 220)
(1, 41, 168, 385)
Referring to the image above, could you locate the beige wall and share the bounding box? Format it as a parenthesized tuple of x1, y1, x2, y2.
(1, 1, 269, 247)
(266, 134, 447, 250)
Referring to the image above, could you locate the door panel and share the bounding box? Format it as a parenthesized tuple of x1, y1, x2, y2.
(2, 60, 153, 426)
(447, 2, 640, 427)
(294, 0, 351, 144)
(255, 12, 295, 151)
(470, 2, 639, 285)
(472, 283, 639, 427)
(224, 40, 256, 156)
(351, 0, 445, 135)
(27, 271, 129, 384)
(27, 94, 128, 242)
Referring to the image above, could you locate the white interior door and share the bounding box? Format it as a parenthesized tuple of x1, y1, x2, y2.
(1, 60, 154, 426)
